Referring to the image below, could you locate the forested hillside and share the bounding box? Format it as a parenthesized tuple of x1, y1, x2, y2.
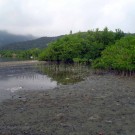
(0, 36, 61, 50)
(0, 30, 35, 46)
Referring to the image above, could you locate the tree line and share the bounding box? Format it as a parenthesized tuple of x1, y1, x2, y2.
(38, 27, 124, 63)
(0, 48, 41, 60)
(38, 27, 135, 75)
(92, 35, 135, 76)
(0, 27, 135, 76)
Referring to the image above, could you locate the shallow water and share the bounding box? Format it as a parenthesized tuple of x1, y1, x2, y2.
(0, 60, 91, 101)
(0, 65, 57, 92)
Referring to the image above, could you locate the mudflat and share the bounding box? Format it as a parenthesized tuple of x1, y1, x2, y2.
(0, 60, 46, 67)
(0, 73, 135, 135)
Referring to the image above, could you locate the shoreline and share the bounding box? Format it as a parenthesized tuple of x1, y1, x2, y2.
(0, 60, 46, 67)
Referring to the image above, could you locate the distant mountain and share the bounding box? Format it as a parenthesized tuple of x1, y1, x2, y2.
(0, 36, 61, 50)
(0, 30, 36, 46)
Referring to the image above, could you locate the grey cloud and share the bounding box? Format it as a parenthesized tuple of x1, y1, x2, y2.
(0, 0, 135, 36)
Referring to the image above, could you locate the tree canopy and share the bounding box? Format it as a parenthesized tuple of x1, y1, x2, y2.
(1, 28, 134, 76)
(92, 36, 135, 75)
(39, 28, 124, 63)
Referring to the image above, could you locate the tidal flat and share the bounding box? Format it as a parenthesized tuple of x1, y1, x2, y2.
(0, 62, 135, 135)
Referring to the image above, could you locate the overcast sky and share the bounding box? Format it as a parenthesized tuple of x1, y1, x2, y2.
(0, 0, 135, 37)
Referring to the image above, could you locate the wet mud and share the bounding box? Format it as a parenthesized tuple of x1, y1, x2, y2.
(0, 74, 135, 135)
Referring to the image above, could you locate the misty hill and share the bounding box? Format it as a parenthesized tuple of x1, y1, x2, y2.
(0, 30, 36, 46)
(0, 36, 61, 50)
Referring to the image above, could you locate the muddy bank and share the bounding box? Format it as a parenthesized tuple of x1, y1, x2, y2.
(0, 60, 46, 68)
(0, 74, 135, 135)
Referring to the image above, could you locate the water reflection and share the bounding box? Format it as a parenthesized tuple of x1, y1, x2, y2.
(0, 63, 91, 93)
(37, 63, 90, 85)
(0, 65, 57, 91)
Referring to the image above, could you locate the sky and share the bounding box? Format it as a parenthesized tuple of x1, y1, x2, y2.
(0, 0, 135, 37)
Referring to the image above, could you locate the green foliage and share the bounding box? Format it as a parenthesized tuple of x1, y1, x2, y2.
(92, 36, 135, 73)
(0, 50, 13, 57)
(0, 48, 42, 59)
(39, 28, 124, 63)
